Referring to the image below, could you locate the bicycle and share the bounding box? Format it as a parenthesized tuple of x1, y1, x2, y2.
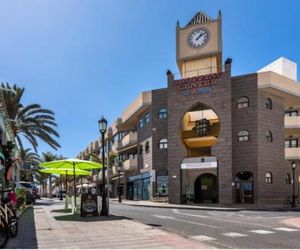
(283, 195, 299, 209)
(0, 189, 18, 248)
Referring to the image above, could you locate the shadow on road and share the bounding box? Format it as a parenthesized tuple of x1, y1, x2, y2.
(51, 208, 72, 213)
(7, 208, 38, 249)
(54, 213, 131, 222)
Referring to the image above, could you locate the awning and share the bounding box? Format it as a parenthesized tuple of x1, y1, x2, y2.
(181, 156, 217, 170)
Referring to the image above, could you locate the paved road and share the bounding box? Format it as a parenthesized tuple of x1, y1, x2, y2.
(110, 202, 300, 249)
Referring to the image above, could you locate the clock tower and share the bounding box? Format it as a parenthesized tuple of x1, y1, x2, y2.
(176, 11, 222, 78)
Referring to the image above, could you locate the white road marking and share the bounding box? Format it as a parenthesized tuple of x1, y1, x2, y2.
(250, 230, 275, 234)
(274, 227, 299, 232)
(190, 235, 216, 241)
(151, 215, 175, 219)
(222, 232, 248, 237)
(152, 215, 220, 229)
(172, 209, 208, 218)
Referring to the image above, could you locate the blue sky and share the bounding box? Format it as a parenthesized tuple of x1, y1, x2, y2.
(0, 0, 299, 157)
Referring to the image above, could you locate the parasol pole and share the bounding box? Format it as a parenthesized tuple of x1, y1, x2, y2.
(73, 161, 76, 208)
(65, 170, 68, 194)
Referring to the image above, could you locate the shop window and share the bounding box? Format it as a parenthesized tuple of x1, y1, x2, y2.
(158, 139, 168, 149)
(266, 98, 272, 110)
(145, 141, 150, 153)
(266, 131, 273, 142)
(238, 130, 250, 142)
(139, 145, 143, 155)
(265, 172, 272, 184)
(237, 96, 249, 109)
(139, 118, 144, 128)
(158, 108, 168, 119)
(285, 173, 291, 184)
(145, 113, 151, 124)
(285, 138, 298, 148)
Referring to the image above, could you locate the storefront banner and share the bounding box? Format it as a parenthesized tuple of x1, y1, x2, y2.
(181, 162, 217, 170)
(128, 172, 151, 182)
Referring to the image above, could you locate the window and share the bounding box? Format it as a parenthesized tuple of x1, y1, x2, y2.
(285, 110, 298, 117)
(139, 145, 143, 155)
(285, 138, 298, 148)
(139, 118, 144, 128)
(158, 108, 168, 119)
(266, 98, 272, 110)
(238, 130, 250, 141)
(266, 131, 273, 142)
(285, 173, 291, 184)
(237, 96, 249, 109)
(265, 172, 272, 184)
(158, 139, 168, 149)
(145, 113, 150, 124)
(145, 141, 150, 153)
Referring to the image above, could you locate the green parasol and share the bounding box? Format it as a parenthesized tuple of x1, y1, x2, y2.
(39, 158, 101, 207)
(39, 168, 91, 176)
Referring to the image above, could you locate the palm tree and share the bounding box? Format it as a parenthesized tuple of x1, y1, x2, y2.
(20, 148, 41, 169)
(1, 82, 61, 152)
(19, 148, 41, 182)
(41, 151, 63, 197)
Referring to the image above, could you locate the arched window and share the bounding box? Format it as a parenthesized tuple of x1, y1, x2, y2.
(266, 131, 273, 142)
(266, 98, 272, 110)
(265, 172, 272, 184)
(238, 130, 250, 141)
(158, 108, 168, 119)
(285, 173, 291, 184)
(237, 96, 249, 109)
(145, 141, 150, 153)
(145, 113, 151, 124)
(158, 139, 168, 149)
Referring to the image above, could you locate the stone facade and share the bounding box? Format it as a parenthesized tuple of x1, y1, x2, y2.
(167, 62, 233, 204)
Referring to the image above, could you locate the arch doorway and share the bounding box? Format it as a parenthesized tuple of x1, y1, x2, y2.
(235, 171, 254, 204)
(194, 173, 218, 203)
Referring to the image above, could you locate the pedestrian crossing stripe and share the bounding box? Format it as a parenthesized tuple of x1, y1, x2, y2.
(274, 227, 299, 232)
(222, 232, 248, 237)
(190, 235, 216, 241)
(249, 230, 275, 234)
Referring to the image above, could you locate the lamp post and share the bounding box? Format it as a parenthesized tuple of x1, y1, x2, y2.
(117, 162, 122, 203)
(99, 116, 109, 216)
(291, 161, 297, 208)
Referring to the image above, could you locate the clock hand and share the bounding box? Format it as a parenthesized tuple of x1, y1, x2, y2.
(196, 32, 205, 41)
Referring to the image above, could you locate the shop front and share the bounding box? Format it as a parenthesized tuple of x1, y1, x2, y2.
(181, 156, 218, 203)
(126, 172, 152, 200)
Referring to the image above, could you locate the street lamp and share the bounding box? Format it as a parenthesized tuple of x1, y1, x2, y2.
(98, 116, 108, 216)
(291, 161, 297, 208)
(117, 161, 122, 203)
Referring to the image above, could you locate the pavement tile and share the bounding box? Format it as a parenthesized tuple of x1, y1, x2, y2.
(6, 199, 213, 249)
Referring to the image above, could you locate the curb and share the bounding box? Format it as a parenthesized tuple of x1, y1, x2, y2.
(111, 200, 300, 212)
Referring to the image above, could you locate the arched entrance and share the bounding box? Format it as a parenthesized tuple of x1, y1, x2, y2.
(235, 171, 254, 204)
(194, 173, 218, 203)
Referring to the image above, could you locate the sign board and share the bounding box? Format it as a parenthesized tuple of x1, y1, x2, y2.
(80, 193, 98, 217)
(173, 72, 223, 97)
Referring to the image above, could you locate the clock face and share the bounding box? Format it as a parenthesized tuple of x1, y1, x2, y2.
(188, 29, 209, 48)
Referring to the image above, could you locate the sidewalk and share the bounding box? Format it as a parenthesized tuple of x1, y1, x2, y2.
(111, 199, 300, 212)
(7, 199, 213, 249)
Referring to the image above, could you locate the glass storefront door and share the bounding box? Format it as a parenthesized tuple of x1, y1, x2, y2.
(127, 172, 152, 201)
(235, 171, 254, 204)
